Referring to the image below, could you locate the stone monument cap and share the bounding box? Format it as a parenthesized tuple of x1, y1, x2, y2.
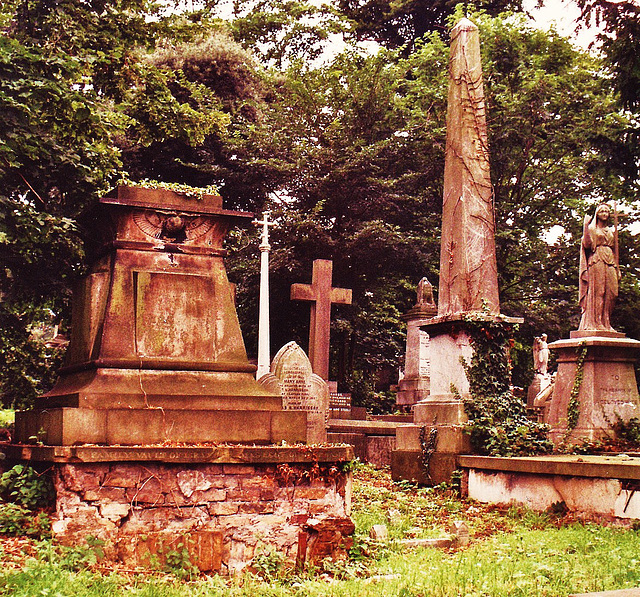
(102, 185, 253, 219)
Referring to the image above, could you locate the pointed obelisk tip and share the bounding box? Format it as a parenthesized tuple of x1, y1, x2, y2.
(451, 17, 478, 35)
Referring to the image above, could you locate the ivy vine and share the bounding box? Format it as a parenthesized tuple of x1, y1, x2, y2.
(117, 177, 219, 201)
(460, 314, 553, 457)
(567, 342, 587, 431)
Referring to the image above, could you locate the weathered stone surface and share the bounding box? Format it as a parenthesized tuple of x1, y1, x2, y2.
(399, 537, 452, 549)
(438, 19, 499, 317)
(369, 524, 389, 542)
(117, 530, 223, 572)
(546, 337, 640, 444)
(397, 278, 437, 408)
(460, 455, 640, 520)
(48, 458, 354, 574)
(15, 185, 307, 446)
(451, 520, 469, 547)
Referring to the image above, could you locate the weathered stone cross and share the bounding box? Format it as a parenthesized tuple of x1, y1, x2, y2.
(290, 259, 352, 381)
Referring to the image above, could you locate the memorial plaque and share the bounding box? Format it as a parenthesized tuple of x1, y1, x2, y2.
(418, 331, 430, 377)
(270, 342, 329, 443)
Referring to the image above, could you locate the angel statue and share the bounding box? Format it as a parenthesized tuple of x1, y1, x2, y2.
(532, 334, 549, 376)
(578, 203, 620, 332)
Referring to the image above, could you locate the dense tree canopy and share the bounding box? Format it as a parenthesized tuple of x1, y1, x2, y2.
(1, 0, 639, 408)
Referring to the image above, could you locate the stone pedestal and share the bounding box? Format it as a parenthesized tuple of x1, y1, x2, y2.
(392, 314, 520, 485)
(397, 303, 436, 408)
(11, 186, 355, 571)
(546, 334, 640, 444)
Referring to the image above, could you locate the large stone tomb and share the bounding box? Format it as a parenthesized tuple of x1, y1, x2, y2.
(10, 185, 354, 572)
(16, 185, 305, 446)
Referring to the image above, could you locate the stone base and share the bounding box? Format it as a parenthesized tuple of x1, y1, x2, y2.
(396, 376, 430, 407)
(413, 399, 467, 426)
(391, 423, 469, 485)
(391, 450, 459, 486)
(15, 407, 307, 446)
(546, 336, 640, 445)
(459, 454, 640, 521)
(5, 444, 354, 575)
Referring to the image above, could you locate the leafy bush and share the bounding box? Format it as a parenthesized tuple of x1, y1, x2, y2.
(0, 502, 50, 538)
(461, 316, 553, 456)
(612, 415, 640, 446)
(0, 464, 55, 509)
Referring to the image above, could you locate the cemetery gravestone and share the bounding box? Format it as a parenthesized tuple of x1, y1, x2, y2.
(291, 259, 352, 381)
(392, 18, 521, 485)
(396, 277, 437, 408)
(265, 342, 329, 444)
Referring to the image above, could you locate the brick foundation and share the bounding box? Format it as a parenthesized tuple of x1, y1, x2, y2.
(7, 445, 354, 575)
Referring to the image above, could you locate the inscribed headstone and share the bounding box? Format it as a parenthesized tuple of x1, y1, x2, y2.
(268, 342, 329, 443)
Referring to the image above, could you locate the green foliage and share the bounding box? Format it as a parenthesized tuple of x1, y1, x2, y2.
(161, 541, 199, 580)
(0, 464, 54, 510)
(0, 409, 14, 428)
(612, 415, 640, 446)
(0, 503, 50, 538)
(2, 467, 640, 595)
(54, 537, 106, 572)
(567, 343, 587, 431)
(461, 315, 553, 456)
(250, 542, 285, 580)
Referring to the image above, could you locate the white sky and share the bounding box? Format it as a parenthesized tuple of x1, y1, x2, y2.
(523, 0, 603, 49)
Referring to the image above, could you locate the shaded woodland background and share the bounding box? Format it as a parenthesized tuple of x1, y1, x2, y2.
(1, 0, 639, 409)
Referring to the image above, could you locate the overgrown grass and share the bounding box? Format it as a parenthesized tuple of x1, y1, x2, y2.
(1, 465, 640, 596)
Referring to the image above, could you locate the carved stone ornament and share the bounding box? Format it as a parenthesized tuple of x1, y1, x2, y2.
(133, 210, 215, 243)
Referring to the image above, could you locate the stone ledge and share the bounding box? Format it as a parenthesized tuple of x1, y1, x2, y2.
(569, 590, 640, 597)
(327, 420, 401, 436)
(458, 455, 640, 480)
(3, 444, 354, 465)
(550, 337, 640, 350)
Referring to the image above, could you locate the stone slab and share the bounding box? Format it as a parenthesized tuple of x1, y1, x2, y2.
(268, 342, 329, 443)
(327, 420, 401, 436)
(3, 444, 354, 464)
(391, 450, 458, 486)
(399, 537, 452, 549)
(465, 468, 640, 519)
(458, 455, 640, 480)
(395, 424, 470, 453)
(36, 369, 282, 410)
(327, 433, 366, 462)
(569, 590, 640, 597)
(365, 436, 396, 468)
(16, 407, 307, 446)
(413, 400, 467, 425)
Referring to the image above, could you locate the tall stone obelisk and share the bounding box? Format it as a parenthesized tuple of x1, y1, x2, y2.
(392, 18, 519, 485)
(438, 17, 499, 317)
